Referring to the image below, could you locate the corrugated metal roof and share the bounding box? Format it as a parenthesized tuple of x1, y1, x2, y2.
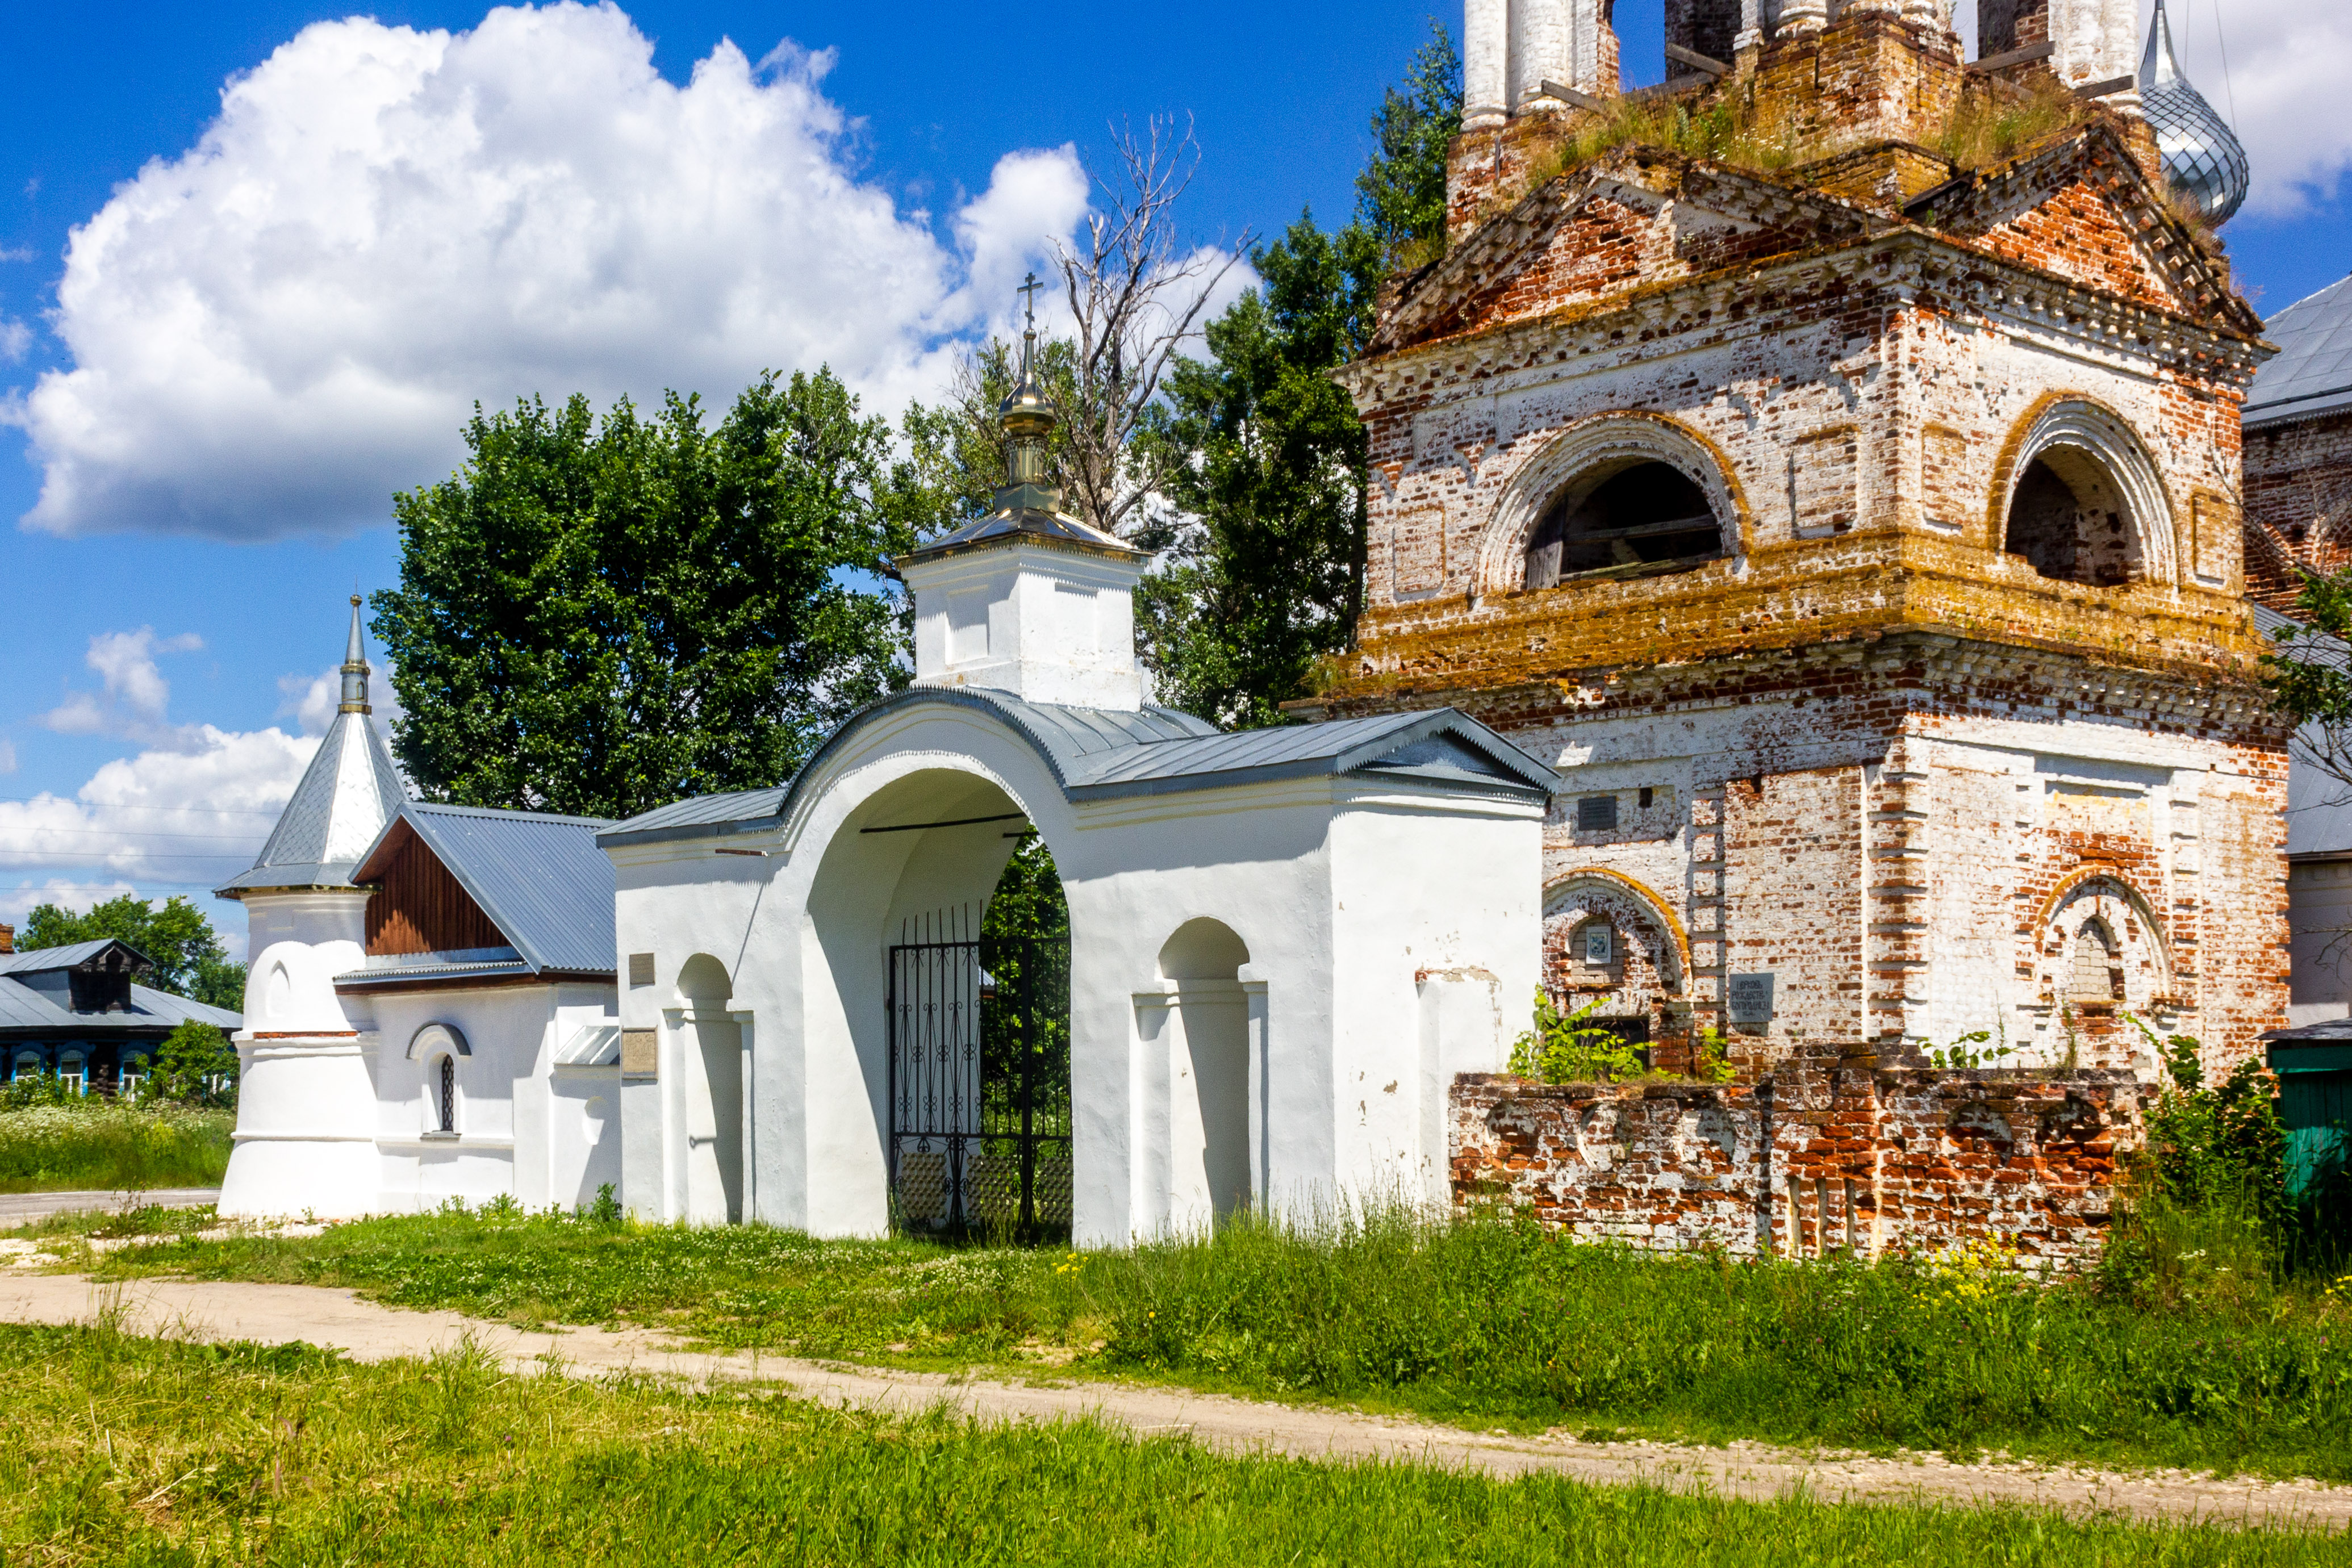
(215, 708, 407, 896)
(0, 940, 144, 976)
(600, 787, 789, 841)
(2246, 274, 2352, 430)
(0, 978, 239, 1035)
(899, 499, 1147, 565)
(599, 687, 1559, 848)
(352, 803, 617, 976)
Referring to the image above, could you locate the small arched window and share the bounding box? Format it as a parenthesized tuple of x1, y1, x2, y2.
(2070, 918, 2124, 1002)
(1524, 461, 1723, 588)
(10, 1049, 40, 1083)
(436, 1055, 457, 1135)
(2005, 449, 2136, 587)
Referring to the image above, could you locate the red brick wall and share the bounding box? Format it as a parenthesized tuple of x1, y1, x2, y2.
(2244, 411, 2352, 611)
(1452, 1061, 2153, 1266)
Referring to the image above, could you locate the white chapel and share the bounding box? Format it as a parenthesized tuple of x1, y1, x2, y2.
(215, 327, 1556, 1244)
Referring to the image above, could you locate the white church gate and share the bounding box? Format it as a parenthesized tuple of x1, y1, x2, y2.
(887, 906, 1074, 1238)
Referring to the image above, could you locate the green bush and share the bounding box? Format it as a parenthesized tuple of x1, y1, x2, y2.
(0, 1099, 233, 1192)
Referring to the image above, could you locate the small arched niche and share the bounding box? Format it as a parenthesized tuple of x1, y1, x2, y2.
(673, 953, 743, 1226)
(1156, 918, 1252, 1226)
(1523, 458, 1726, 589)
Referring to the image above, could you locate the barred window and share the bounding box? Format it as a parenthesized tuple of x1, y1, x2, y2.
(437, 1055, 456, 1134)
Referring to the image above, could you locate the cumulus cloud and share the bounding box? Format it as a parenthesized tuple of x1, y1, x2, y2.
(0, 725, 315, 900)
(277, 658, 407, 746)
(10, 2, 1093, 539)
(40, 628, 205, 740)
(1948, 0, 2352, 218)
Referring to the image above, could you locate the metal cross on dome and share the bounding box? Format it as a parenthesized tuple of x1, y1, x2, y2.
(1017, 271, 1044, 331)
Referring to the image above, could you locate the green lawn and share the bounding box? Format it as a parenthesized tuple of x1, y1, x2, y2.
(0, 1102, 232, 1192)
(50, 1199, 2352, 1485)
(2, 1320, 2338, 1566)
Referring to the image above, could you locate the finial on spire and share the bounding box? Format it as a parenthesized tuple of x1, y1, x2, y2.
(339, 595, 371, 716)
(998, 274, 1058, 492)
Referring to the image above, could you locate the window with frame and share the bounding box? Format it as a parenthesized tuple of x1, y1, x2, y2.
(436, 1055, 457, 1135)
(58, 1049, 86, 1096)
(1524, 461, 1723, 588)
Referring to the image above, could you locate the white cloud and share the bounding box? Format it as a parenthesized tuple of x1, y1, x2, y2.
(0, 318, 27, 363)
(276, 658, 407, 747)
(7, 2, 1091, 540)
(1948, 0, 2352, 218)
(0, 725, 315, 909)
(40, 628, 204, 739)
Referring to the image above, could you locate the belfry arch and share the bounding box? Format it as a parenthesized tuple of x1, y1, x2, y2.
(1995, 399, 2176, 588)
(1478, 414, 1749, 594)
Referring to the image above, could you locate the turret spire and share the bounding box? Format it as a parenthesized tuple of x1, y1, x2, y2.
(339, 595, 371, 716)
(998, 273, 1059, 500)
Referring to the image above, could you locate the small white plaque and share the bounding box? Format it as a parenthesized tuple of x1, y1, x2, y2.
(1582, 925, 1612, 967)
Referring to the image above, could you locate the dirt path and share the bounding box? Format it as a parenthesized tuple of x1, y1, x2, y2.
(0, 1190, 219, 1227)
(2, 1271, 2346, 1532)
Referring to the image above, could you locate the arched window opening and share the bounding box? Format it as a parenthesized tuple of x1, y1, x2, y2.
(436, 1054, 457, 1134)
(2070, 918, 2124, 1003)
(1524, 460, 1723, 589)
(11, 1049, 40, 1083)
(2004, 448, 2136, 587)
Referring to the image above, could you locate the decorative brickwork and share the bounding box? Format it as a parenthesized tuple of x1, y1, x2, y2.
(1451, 1060, 2153, 1266)
(1307, 6, 2284, 1073)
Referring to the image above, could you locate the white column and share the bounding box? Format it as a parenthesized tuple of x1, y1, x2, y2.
(1465, 0, 1509, 126)
(1511, 0, 1570, 112)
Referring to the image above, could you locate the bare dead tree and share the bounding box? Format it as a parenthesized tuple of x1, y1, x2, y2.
(1052, 115, 1250, 538)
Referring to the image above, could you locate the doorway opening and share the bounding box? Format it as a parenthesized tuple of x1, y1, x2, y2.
(887, 837, 1072, 1240)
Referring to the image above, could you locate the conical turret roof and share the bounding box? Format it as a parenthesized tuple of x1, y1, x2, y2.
(215, 597, 407, 898)
(2140, 0, 2250, 225)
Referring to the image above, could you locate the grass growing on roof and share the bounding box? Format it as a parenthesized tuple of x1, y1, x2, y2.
(63, 1197, 2352, 1483)
(2, 1319, 2341, 1565)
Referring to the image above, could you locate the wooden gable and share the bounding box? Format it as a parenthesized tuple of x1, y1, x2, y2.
(360, 817, 506, 957)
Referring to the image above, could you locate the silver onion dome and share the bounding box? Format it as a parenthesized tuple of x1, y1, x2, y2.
(2138, 0, 2250, 224)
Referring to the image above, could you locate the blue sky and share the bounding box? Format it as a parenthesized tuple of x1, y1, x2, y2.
(0, 0, 2346, 948)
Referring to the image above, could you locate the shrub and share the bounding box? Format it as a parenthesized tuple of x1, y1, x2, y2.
(147, 1021, 240, 1109)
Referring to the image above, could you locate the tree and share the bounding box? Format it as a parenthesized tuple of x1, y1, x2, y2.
(1136, 218, 1381, 725)
(1049, 116, 1250, 538)
(19, 894, 245, 1011)
(375, 370, 931, 821)
(1135, 20, 1461, 726)
(148, 1020, 239, 1108)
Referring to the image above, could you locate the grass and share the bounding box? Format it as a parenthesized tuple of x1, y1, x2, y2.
(2, 1319, 2341, 1565)
(0, 1100, 233, 1192)
(59, 1199, 2352, 1485)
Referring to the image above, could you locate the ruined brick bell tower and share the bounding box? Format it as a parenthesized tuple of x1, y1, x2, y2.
(1304, 0, 2286, 1075)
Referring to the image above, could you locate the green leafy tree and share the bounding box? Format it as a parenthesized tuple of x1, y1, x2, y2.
(1134, 20, 1460, 726)
(1356, 20, 1467, 271)
(18, 894, 245, 1010)
(147, 1020, 240, 1108)
(374, 370, 930, 822)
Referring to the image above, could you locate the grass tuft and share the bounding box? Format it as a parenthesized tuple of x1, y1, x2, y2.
(0, 1100, 232, 1192)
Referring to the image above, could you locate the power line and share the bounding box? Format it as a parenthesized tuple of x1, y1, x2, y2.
(0, 795, 286, 819)
(0, 826, 269, 845)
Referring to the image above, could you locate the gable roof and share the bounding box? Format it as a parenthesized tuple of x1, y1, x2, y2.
(0, 939, 151, 978)
(1902, 120, 2260, 337)
(2245, 274, 2352, 431)
(599, 687, 1560, 849)
(349, 802, 617, 977)
(1373, 148, 1894, 355)
(0, 976, 239, 1037)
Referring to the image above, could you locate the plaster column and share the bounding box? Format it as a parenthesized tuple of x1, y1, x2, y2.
(1776, 0, 1828, 39)
(1130, 989, 1177, 1241)
(731, 1009, 757, 1228)
(1243, 978, 1270, 1212)
(1465, 0, 1508, 126)
(1511, 0, 1570, 113)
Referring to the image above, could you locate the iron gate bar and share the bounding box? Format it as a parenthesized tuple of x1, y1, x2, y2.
(861, 811, 1029, 835)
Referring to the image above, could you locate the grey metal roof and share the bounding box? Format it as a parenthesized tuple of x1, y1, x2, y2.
(599, 687, 1560, 848)
(2246, 274, 2352, 430)
(899, 494, 1148, 566)
(351, 802, 617, 976)
(0, 977, 239, 1037)
(0, 940, 146, 977)
(215, 708, 408, 897)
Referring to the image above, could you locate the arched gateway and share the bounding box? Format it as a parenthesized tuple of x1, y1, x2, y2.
(598, 319, 1558, 1244)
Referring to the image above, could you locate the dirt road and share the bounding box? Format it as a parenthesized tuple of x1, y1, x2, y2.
(2, 1270, 2345, 1531)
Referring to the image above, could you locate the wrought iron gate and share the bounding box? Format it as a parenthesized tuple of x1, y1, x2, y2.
(887, 914, 1072, 1237)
